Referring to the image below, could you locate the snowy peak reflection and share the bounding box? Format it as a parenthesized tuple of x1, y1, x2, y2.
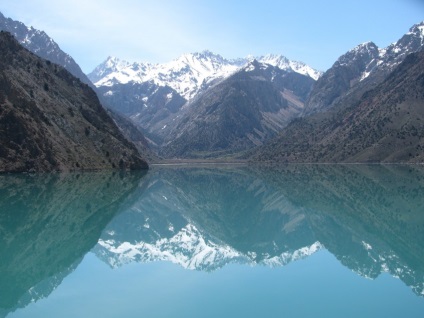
(94, 166, 320, 270)
(94, 165, 424, 296)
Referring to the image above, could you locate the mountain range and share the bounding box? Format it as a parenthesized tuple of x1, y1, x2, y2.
(89, 51, 321, 100)
(252, 34, 424, 163)
(91, 52, 320, 156)
(90, 21, 424, 161)
(0, 11, 424, 168)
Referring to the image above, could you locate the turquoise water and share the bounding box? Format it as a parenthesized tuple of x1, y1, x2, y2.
(1, 165, 424, 317)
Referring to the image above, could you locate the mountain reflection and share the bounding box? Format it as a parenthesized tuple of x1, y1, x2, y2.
(94, 165, 424, 297)
(1, 165, 424, 316)
(0, 171, 146, 315)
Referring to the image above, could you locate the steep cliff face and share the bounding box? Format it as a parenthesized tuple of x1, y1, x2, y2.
(303, 42, 380, 115)
(0, 32, 148, 172)
(0, 12, 93, 87)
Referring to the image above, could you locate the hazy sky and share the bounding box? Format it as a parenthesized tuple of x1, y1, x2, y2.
(1, 0, 423, 73)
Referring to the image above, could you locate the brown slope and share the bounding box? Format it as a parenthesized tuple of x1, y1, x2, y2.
(0, 32, 148, 172)
(251, 51, 424, 163)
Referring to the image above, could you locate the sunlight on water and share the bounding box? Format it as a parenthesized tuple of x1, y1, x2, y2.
(1, 165, 424, 317)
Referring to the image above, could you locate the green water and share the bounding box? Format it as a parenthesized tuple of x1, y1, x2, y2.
(1, 165, 424, 317)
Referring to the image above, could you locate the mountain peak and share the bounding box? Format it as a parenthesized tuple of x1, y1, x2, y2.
(408, 21, 424, 36)
(87, 56, 133, 84)
(243, 58, 261, 72)
(258, 54, 322, 80)
(177, 50, 230, 66)
(104, 55, 129, 68)
(335, 41, 379, 67)
(196, 49, 221, 58)
(260, 53, 290, 64)
(357, 41, 378, 49)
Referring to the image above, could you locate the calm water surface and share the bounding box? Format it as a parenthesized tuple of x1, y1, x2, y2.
(1, 165, 424, 317)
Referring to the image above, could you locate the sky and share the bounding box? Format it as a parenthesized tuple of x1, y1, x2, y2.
(1, 0, 423, 73)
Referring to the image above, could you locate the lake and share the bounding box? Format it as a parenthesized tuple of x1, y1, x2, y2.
(1, 164, 424, 317)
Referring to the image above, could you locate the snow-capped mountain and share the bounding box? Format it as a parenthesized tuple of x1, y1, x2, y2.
(304, 21, 424, 115)
(350, 21, 424, 83)
(89, 51, 243, 100)
(258, 54, 321, 80)
(88, 50, 322, 100)
(337, 21, 424, 81)
(380, 21, 424, 70)
(94, 54, 317, 154)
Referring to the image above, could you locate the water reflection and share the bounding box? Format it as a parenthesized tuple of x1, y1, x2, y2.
(0, 171, 146, 315)
(95, 165, 424, 295)
(1, 165, 424, 316)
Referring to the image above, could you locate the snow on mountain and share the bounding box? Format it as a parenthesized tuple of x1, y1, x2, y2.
(355, 21, 424, 82)
(258, 54, 322, 80)
(382, 21, 424, 66)
(95, 222, 323, 271)
(88, 56, 133, 83)
(88, 51, 322, 100)
(89, 51, 243, 100)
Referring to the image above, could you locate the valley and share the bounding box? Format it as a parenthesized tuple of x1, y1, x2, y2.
(0, 12, 423, 170)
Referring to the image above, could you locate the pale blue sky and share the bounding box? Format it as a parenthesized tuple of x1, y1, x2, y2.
(1, 0, 423, 73)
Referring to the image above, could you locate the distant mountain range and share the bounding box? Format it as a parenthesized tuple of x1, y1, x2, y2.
(89, 51, 321, 100)
(91, 52, 319, 156)
(91, 21, 424, 161)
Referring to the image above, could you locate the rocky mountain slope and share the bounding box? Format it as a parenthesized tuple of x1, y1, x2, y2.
(304, 21, 424, 115)
(0, 12, 157, 162)
(91, 51, 320, 154)
(96, 81, 186, 148)
(0, 32, 148, 172)
(251, 50, 424, 163)
(0, 12, 92, 87)
(160, 60, 315, 158)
